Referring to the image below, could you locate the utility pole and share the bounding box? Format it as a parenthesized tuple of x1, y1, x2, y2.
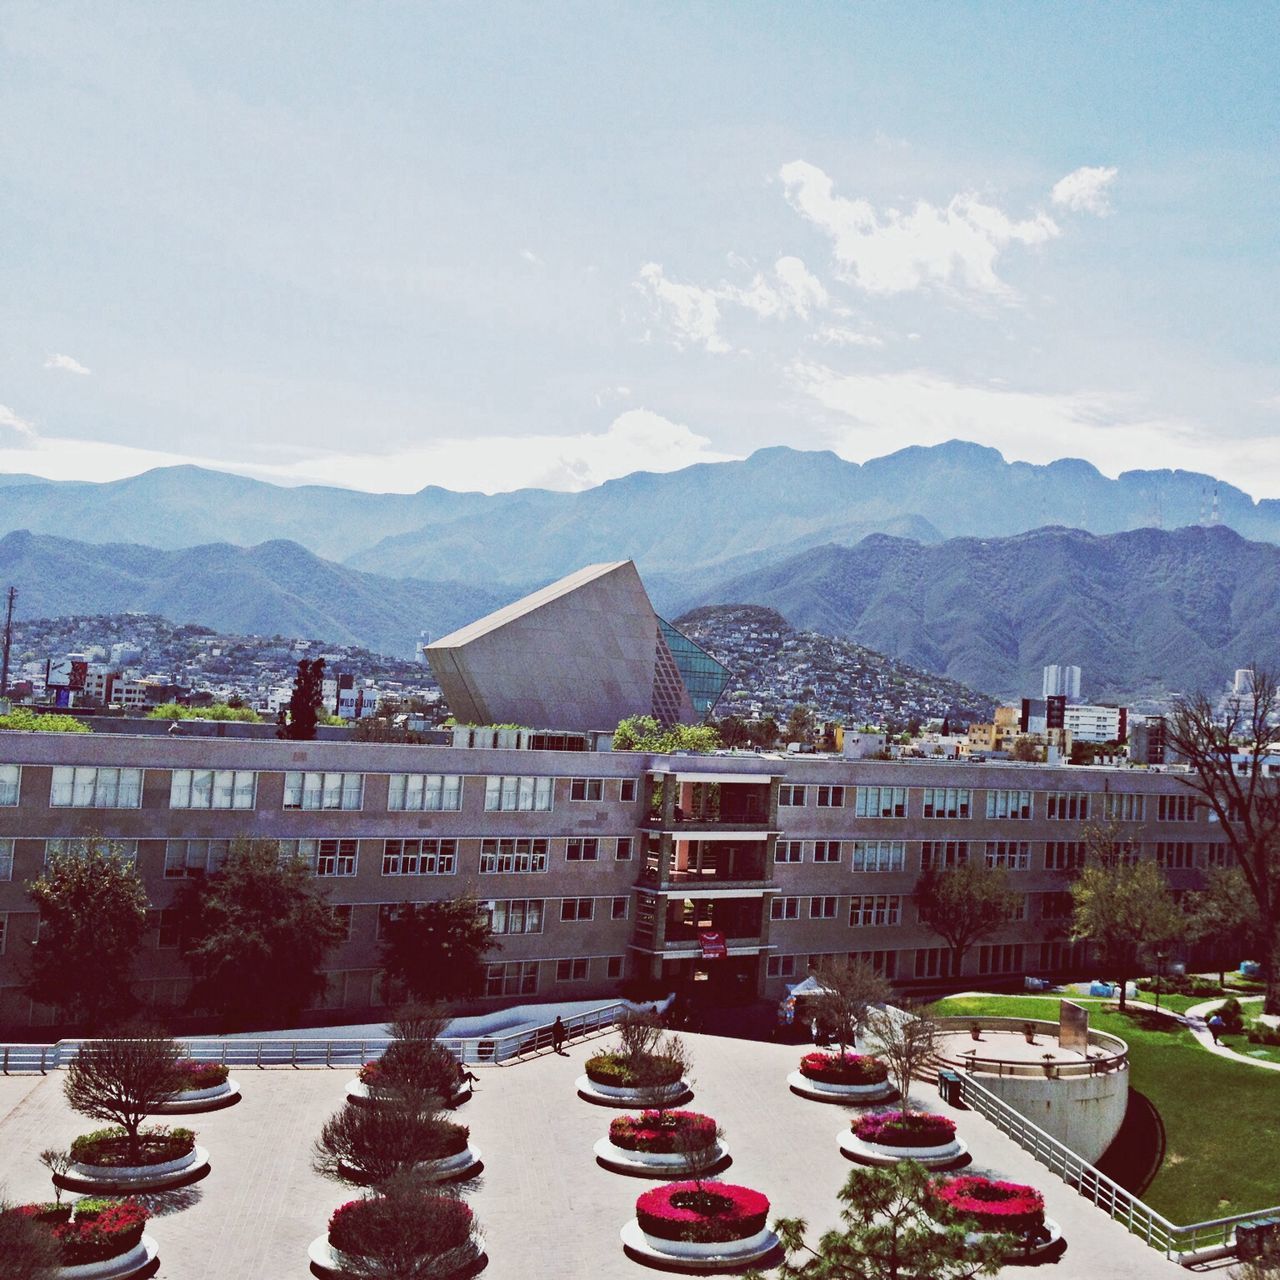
(0, 586, 14, 697)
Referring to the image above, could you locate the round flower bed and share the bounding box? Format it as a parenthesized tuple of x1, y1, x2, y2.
(61, 1125, 209, 1192)
(930, 1176, 1045, 1236)
(621, 1181, 778, 1270)
(308, 1193, 481, 1278)
(172, 1060, 229, 1091)
(578, 1052, 692, 1107)
(11, 1198, 159, 1278)
(152, 1059, 239, 1113)
(348, 1047, 469, 1109)
(788, 1051, 895, 1104)
(839, 1110, 967, 1168)
(596, 1110, 728, 1178)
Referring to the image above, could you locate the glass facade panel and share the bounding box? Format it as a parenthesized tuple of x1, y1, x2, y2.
(657, 618, 730, 715)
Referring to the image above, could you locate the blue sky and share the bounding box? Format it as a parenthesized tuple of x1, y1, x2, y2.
(1, 1, 1278, 494)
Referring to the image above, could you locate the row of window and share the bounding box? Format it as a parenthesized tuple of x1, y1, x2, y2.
(478, 894, 630, 933)
(770, 894, 904, 927)
(484, 955, 624, 996)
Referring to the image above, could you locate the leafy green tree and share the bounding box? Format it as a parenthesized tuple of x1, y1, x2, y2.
(1070, 824, 1186, 1012)
(26, 842, 149, 1027)
(783, 704, 817, 746)
(178, 838, 345, 1024)
(1188, 866, 1263, 984)
(277, 657, 326, 740)
(147, 702, 261, 723)
(380, 895, 497, 1003)
(753, 1161, 1008, 1280)
(612, 715, 721, 753)
(914, 859, 1018, 981)
(752, 715, 780, 750)
(0, 708, 90, 733)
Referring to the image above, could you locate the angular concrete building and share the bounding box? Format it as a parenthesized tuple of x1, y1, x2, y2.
(426, 561, 727, 731)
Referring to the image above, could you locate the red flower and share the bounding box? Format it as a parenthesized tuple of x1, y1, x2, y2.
(930, 1175, 1045, 1235)
(46, 1200, 148, 1265)
(635, 1181, 769, 1244)
(853, 1110, 956, 1148)
(799, 1051, 889, 1086)
(610, 1110, 718, 1154)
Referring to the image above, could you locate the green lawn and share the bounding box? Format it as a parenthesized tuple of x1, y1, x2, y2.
(934, 994, 1280, 1224)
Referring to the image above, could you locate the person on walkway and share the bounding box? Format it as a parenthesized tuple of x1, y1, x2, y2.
(552, 1016, 566, 1054)
(1207, 1013, 1226, 1045)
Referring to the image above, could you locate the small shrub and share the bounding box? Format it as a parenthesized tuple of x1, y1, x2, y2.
(1211, 998, 1246, 1035)
(854, 1110, 957, 1149)
(170, 1060, 230, 1092)
(799, 1051, 889, 1086)
(585, 1051, 684, 1089)
(1247, 1024, 1280, 1046)
(14, 1199, 148, 1265)
(328, 1193, 474, 1257)
(70, 1125, 195, 1168)
(609, 1110, 717, 1154)
(635, 1181, 769, 1244)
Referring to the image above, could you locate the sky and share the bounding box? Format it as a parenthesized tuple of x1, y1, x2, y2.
(1, 2, 1278, 496)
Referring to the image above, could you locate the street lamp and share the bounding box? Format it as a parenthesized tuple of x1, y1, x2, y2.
(1155, 949, 1168, 1011)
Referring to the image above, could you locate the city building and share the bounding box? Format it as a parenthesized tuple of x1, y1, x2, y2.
(426, 561, 728, 732)
(1042, 664, 1082, 700)
(0, 730, 1231, 1028)
(1063, 704, 1128, 744)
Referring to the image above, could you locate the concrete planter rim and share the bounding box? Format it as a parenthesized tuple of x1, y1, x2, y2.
(593, 1135, 729, 1178)
(150, 1078, 240, 1113)
(575, 1074, 693, 1108)
(838, 1129, 968, 1168)
(60, 1145, 209, 1192)
(56, 1232, 159, 1280)
(620, 1218, 778, 1271)
(786, 1069, 897, 1104)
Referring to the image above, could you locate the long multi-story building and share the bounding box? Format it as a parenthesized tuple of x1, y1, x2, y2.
(0, 732, 1230, 1028)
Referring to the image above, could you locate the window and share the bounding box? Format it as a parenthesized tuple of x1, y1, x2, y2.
(767, 955, 799, 979)
(778, 785, 807, 806)
(156, 909, 182, 949)
(611, 896, 629, 920)
(169, 768, 256, 810)
(0, 839, 12, 881)
(387, 774, 462, 812)
(809, 895, 839, 919)
(1045, 841, 1087, 872)
(914, 947, 950, 979)
(850, 949, 898, 980)
(855, 786, 907, 818)
(482, 899, 545, 935)
(330, 904, 353, 942)
(775, 841, 804, 864)
(978, 943, 1023, 974)
(1158, 794, 1197, 822)
(0, 764, 20, 806)
(381, 839, 457, 876)
(487, 960, 539, 996)
(1045, 792, 1090, 821)
(813, 840, 842, 864)
(560, 898, 595, 922)
(566, 838, 599, 862)
(569, 777, 604, 801)
(50, 766, 143, 808)
(1103, 793, 1146, 822)
(1039, 891, 1073, 920)
(817, 785, 845, 808)
(770, 896, 800, 921)
(851, 841, 905, 873)
(1204, 842, 1232, 868)
(920, 841, 968, 870)
(1156, 841, 1196, 869)
(480, 838, 549, 874)
(985, 841, 1031, 870)
(987, 789, 1033, 820)
(484, 775, 553, 812)
(556, 958, 589, 982)
(164, 839, 230, 878)
(922, 787, 970, 819)
(45, 838, 137, 865)
(0, 913, 6, 956)
(849, 895, 901, 927)
(280, 839, 358, 877)
(620, 779, 638, 803)
(614, 837, 634, 861)
(283, 771, 363, 811)
(606, 955, 624, 979)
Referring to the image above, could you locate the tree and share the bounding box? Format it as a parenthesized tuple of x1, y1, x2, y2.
(178, 838, 346, 1024)
(612, 715, 721, 753)
(63, 1031, 183, 1163)
(783, 704, 817, 746)
(754, 1162, 1007, 1280)
(0, 1197, 61, 1280)
(0, 708, 90, 733)
(914, 859, 1018, 982)
(26, 842, 149, 1028)
(380, 896, 496, 1004)
(634, 1033, 694, 1123)
(277, 657, 326, 740)
(753, 715, 780, 750)
(313, 1092, 464, 1186)
(1010, 738, 1042, 763)
(374, 1003, 462, 1099)
(809, 957, 891, 1059)
(1070, 824, 1185, 1012)
(1188, 866, 1263, 985)
(1166, 671, 1280, 1014)
(864, 1003, 938, 1114)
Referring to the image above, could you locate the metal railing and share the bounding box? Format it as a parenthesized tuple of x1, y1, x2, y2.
(958, 1070, 1277, 1263)
(0, 1000, 631, 1074)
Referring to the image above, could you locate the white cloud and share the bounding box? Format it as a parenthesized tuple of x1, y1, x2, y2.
(43, 353, 91, 375)
(792, 363, 1280, 495)
(0, 405, 37, 441)
(636, 263, 730, 353)
(778, 160, 1059, 299)
(811, 324, 884, 349)
(1051, 165, 1118, 216)
(520, 248, 544, 266)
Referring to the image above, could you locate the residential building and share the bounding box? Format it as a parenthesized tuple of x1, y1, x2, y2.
(1042, 664, 1082, 700)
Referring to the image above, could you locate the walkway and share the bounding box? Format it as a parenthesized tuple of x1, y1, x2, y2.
(0, 1032, 1184, 1279)
(1182, 996, 1280, 1073)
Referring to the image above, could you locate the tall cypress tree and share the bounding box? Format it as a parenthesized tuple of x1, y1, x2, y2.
(278, 657, 326, 741)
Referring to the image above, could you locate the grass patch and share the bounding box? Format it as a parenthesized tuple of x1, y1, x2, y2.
(934, 994, 1280, 1224)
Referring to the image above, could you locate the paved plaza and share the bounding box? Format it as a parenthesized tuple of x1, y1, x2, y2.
(0, 1031, 1185, 1279)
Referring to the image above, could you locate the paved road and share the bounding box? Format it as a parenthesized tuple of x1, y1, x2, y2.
(0, 1032, 1185, 1279)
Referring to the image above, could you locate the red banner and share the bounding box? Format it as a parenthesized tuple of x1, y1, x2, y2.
(699, 930, 727, 959)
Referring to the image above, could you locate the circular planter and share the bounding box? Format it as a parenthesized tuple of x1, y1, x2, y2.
(57, 1234, 160, 1280)
(620, 1219, 777, 1271)
(576, 1075, 693, 1108)
(307, 1231, 484, 1278)
(594, 1135, 730, 1178)
(60, 1145, 210, 1193)
(151, 1079, 241, 1113)
(346, 1079, 471, 1109)
(336, 1141, 482, 1185)
(786, 1070, 897, 1105)
(956, 1218, 1063, 1264)
(838, 1130, 968, 1168)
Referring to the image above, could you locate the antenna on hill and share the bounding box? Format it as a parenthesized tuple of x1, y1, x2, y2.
(1210, 485, 1220, 527)
(0, 586, 15, 697)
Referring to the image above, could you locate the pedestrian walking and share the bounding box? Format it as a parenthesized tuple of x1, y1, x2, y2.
(1207, 1013, 1225, 1045)
(552, 1015, 566, 1054)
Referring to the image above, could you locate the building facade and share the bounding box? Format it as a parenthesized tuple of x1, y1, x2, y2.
(0, 733, 1231, 1028)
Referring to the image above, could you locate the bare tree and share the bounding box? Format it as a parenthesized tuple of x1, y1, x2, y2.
(810, 958, 891, 1059)
(633, 1033, 693, 1120)
(614, 1009, 666, 1068)
(314, 1091, 466, 1187)
(864, 1003, 938, 1114)
(671, 1115, 726, 1197)
(37, 1151, 72, 1205)
(63, 1031, 183, 1163)
(375, 1002, 459, 1099)
(0, 1195, 61, 1280)
(1166, 670, 1280, 1014)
